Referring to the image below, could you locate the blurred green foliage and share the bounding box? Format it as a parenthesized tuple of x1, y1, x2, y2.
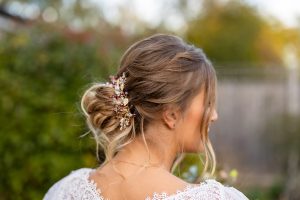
(245, 181, 283, 200)
(185, 0, 299, 67)
(0, 22, 128, 199)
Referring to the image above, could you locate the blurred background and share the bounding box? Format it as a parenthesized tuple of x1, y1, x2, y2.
(0, 0, 299, 199)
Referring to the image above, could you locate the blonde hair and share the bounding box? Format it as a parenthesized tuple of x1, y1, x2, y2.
(80, 34, 217, 181)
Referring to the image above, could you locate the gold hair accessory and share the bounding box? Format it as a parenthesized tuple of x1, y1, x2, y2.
(106, 72, 135, 131)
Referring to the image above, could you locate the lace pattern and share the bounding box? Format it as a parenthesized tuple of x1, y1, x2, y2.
(164, 179, 249, 200)
(145, 181, 208, 200)
(44, 168, 106, 200)
(43, 168, 249, 200)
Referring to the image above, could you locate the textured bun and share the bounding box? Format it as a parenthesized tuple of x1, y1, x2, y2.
(81, 82, 136, 163)
(81, 83, 119, 134)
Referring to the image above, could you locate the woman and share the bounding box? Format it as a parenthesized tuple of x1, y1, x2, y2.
(44, 34, 249, 199)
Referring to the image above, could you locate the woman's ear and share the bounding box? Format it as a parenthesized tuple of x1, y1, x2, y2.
(162, 105, 180, 129)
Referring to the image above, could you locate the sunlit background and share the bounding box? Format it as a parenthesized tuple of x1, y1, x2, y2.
(0, 0, 300, 200)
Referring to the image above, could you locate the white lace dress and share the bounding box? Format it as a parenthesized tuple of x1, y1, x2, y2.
(43, 168, 249, 200)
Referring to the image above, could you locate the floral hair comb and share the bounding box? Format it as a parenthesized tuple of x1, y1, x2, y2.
(105, 72, 135, 131)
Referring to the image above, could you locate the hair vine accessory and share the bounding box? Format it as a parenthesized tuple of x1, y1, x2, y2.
(104, 72, 135, 131)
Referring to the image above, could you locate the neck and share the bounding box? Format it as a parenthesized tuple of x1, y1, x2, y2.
(112, 122, 178, 172)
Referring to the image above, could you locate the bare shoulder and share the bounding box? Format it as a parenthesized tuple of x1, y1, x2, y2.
(89, 166, 193, 200)
(127, 168, 192, 198)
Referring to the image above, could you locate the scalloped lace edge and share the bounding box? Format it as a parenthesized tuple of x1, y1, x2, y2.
(85, 168, 212, 200)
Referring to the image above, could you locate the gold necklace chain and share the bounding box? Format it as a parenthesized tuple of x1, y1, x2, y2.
(112, 159, 167, 170)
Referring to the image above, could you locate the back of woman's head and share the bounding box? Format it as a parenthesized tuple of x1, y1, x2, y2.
(81, 34, 217, 175)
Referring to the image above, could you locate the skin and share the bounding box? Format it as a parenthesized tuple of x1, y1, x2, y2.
(89, 87, 218, 200)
